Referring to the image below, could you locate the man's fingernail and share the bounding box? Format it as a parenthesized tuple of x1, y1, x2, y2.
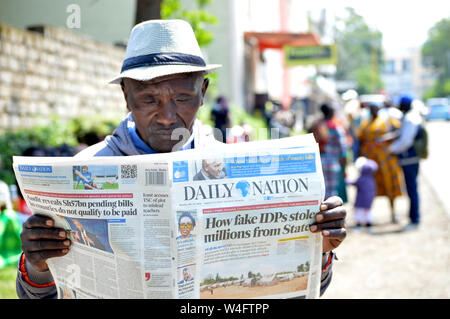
(64, 240, 71, 246)
(46, 220, 54, 226)
(59, 231, 66, 238)
(310, 225, 317, 231)
(323, 230, 330, 236)
(320, 204, 327, 211)
(316, 214, 323, 221)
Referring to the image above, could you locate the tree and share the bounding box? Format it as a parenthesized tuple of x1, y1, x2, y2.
(305, 261, 310, 271)
(422, 17, 450, 98)
(135, 0, 217, 48)
(333, 7, 384, 94)
(161, 0, 217, 48)
(135, 0, 162, 24)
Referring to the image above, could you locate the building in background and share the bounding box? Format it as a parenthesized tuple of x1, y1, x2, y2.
(202, 0, 338, 121)
(0, 0, 136, 45)
(382, 47, 437, 100)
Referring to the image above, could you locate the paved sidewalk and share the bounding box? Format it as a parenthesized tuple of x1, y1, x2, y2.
(321, 172, 449, 299)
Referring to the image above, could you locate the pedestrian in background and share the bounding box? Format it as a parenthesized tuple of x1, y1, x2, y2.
(389, 94, 424, 229)
(342, 90, 362, 162)
(310, 103, 348, 199)
(210, 95, 230, 143)
(333, 105, 353, 204)
(347, 157, 378, 230)
(358, 101, 404, 224)
(0, 184, 22, 269)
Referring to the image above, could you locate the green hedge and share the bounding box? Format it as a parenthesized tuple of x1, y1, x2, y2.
(0, 115, 120, 185)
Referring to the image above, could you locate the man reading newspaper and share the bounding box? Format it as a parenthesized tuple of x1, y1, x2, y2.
(16, 19, 346, 299)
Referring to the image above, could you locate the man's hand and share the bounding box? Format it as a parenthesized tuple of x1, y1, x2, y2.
(310, 196, 347, 252)
(20, 214, 71, 272)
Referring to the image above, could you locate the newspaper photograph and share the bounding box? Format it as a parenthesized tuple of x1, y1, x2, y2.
(12, 133, 325, 299)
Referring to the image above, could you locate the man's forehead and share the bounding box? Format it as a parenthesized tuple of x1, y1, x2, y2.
(124, 72, 204, 89)
(205, 159, 222, 165)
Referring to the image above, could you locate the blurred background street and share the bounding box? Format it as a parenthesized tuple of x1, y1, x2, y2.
(0, 0, 449, 299)
(323, 120, 450, 298)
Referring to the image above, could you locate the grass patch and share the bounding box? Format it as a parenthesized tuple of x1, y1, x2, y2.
(73, 182, 119, 190)
(0, 264, 18, 299)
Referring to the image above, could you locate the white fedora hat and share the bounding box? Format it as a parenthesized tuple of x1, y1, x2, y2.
(110, 19, 221, 84)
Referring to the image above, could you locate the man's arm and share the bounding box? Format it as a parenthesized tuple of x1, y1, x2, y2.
(389, 117, 419, 154)
(320, 251, 335, 296)
(16, 253, 57, 299)
(16, 214, 71, 299)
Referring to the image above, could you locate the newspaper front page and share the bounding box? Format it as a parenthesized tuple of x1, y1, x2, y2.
(13, 134, 325, 299)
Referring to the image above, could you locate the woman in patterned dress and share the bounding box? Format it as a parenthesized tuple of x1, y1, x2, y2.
(358, 102, 405, 223)
(310, 103, 348, 199)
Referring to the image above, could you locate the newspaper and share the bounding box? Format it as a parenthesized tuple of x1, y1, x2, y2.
(13, 133, 325, 299)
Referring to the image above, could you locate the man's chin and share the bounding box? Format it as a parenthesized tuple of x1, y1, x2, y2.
(149, 140, 181, 153)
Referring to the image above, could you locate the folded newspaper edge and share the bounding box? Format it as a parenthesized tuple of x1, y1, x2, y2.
(13, 133, 325, 299)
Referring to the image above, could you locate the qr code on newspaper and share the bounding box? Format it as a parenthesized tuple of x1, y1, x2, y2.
(121, 164, 137, 179)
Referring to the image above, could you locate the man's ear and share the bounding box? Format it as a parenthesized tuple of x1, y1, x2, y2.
(200, 77, 210, 106)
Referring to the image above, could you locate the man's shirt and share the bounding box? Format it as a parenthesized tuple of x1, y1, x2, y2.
(390, 109, 422, 155)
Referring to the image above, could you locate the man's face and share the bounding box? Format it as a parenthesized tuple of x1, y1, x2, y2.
(204, 159, 223, 179)
(179, 216, 193, 238)
(122, 73, 209, 153)
(82, 166, 88, 173)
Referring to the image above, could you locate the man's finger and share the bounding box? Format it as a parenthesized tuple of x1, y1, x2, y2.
(23, 215, 54, 229)
(311, 219, 345, 232)
(315, 206, 347, 222)
(322, 228, 347, 239)
(320, 196, 343, 211)
(23, 228, 68, 241)
(26, 239, 71, 252)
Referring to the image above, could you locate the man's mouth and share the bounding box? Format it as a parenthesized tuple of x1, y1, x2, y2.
(151, 125, 183, 135)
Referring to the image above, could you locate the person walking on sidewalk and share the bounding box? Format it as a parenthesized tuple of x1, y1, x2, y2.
(358, 101, 404, 223)
(389, 94, 423, 229)
(310, 103, 348, 199)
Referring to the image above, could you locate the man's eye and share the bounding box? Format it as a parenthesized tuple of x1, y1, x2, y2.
(144, 99, 157, 105)
(176, 95, 191, 102)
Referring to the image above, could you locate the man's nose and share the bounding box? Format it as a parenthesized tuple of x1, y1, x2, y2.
(156, 100, 177, 126)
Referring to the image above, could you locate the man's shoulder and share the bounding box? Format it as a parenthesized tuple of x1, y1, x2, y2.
(75, 141, 117, 158)
(405, 109, 422, 125)
(193, 170, 206, 180)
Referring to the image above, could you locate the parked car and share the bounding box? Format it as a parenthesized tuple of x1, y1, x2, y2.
(425, 98, 450, 121)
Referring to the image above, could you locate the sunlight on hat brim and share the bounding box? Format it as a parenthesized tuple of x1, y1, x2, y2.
(109, 64, 222, 84)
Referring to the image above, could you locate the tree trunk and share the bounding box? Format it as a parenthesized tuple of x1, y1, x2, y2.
(135, 0, 162, 25)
